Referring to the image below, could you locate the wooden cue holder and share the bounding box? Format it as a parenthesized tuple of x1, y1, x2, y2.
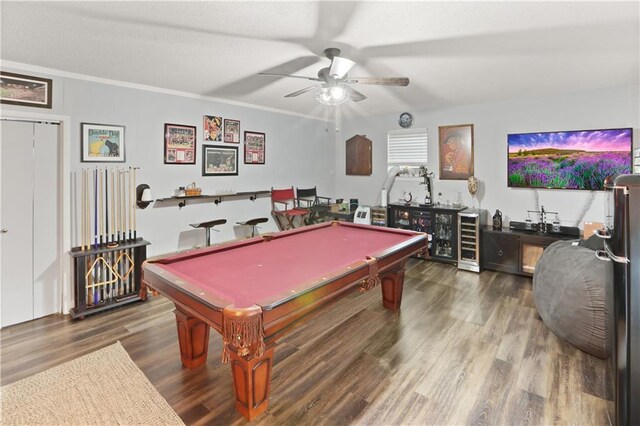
(69, 238, 150, 319)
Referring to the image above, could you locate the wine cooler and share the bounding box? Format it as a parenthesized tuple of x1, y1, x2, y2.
(458, 209, 486, 272)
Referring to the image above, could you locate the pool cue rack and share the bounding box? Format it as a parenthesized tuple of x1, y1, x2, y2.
(69, 238, 150, 319)
(70, 167, 150, 319)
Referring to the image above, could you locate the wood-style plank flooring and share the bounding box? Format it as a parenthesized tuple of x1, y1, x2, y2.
(1, 260, 613, 425)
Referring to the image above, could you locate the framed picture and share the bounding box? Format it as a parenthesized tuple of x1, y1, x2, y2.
(164, 123, 196, 164)
(224, 119, 240, 143)
(438, 124, 474, 180)
(1, 71, 52, 109)
(81, 123, 125, 162)
(203, 115, 222, 142)
(244, 131, 265, 164)
(202, 145, 238, 176)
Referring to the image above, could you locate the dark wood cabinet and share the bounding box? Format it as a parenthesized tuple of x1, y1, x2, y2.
(388, 203, 467, 264)
(481, 227, 579, 276)
(346, 134, 372, 175)
(482, 230, 520, 274)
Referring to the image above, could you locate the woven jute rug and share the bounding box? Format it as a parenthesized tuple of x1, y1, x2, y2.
(0, 341, 184, 425)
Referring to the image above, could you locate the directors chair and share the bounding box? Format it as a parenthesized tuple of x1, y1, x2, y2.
(271, 187, 309, 231)
(296, 187, 331, 225)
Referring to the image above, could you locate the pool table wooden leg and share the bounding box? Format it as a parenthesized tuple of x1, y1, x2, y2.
(380, 266, 406, 311)
(228, 346, 275, 420)
(174, 308, 210, 369)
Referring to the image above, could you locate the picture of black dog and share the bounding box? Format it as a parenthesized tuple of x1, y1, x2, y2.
(104, 139, 119, 156)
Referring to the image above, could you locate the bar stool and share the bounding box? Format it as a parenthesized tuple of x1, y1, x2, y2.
(236, 217, 269, 238)
(190, 219, 227, 246)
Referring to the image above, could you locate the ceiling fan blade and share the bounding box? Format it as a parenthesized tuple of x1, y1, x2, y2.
(343, 86, 367, 102)
(258, 72, 321, 82)
(346, 77, 410, 86)
(329, 56, 355, 79)
(284, 85, 321, 98)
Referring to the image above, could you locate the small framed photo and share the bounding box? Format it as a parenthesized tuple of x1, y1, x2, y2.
(202, 145, 238, 176)
(224, 119, 240, 143)
(438, 124, 474, 180)
(0, 71, 52, 109)
(244, 131, 265, 165)
(81, 123, 125, 162)
(164, 123, 196, 164)
(203, 115, 222, 142)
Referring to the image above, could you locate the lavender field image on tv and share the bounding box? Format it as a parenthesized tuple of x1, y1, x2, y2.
(508, 128, 632, 190)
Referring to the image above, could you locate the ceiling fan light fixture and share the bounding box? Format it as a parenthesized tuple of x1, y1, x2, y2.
(315, 85, 350, 106)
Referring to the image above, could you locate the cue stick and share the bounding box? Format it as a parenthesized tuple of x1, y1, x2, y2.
(121, 169, 126, 294)
(127, 169, 132, 294)
(94, 169, 98, 249)
(94, 169, 100, 305)
(131, 167, 137, 295)
(128, 167, 133, 294)
(132, 167, 137, 240)
(104, 168, 109, 245)
(98, 169, 104, 302)
(110, 169, 116, 245)
(99, 170, 104, 246)
(81, 170, 85, 251)
(128, 167, 132, 241)
(121, 170, 125, 243)
(85, 169, 93, 305)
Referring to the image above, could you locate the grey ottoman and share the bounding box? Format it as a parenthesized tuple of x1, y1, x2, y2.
(532, 240, 613, 359)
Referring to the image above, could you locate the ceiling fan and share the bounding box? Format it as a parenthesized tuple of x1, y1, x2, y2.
(259, 47, 409, 105)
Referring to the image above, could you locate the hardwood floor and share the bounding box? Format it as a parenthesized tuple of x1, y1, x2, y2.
(0, 260, 613, 425)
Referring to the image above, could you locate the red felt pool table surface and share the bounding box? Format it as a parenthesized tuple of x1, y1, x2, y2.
(151, 222, 422, 309)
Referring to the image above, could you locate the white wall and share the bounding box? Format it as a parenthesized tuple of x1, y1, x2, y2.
(1, 66, 336, 257)
(336, 85, 639, 229)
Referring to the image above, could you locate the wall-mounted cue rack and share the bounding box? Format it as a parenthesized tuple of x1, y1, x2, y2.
(70, 167, 150, 319)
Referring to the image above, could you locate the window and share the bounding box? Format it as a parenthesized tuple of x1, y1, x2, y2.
(387, 128, 428, 169)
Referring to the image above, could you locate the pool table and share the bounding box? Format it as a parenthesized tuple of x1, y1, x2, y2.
(142, 221, 427, 420)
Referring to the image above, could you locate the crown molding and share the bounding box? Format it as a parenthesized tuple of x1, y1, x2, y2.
(0, 60, 328, 122)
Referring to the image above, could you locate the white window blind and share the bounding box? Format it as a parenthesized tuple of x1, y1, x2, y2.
(387, 128, 428, 166)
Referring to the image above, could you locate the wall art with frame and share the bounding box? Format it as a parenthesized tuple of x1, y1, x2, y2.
(203, 115, 222, 142)
(81, 123, 125, 162)
(244, 131, 265, 165)
(164, 123, 196, 164)
(0, 71, 52, 109)
(438, 123, 474, 180)
(202, 145, 238, 176)
(224, 119, 240, 143)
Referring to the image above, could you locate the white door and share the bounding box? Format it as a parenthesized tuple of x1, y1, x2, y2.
(1, 120, 60, 327)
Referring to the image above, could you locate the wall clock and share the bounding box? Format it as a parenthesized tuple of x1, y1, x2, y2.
(398, 112, 414, 128)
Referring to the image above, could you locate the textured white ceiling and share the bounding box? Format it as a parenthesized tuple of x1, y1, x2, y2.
(1, 1, 638, 118)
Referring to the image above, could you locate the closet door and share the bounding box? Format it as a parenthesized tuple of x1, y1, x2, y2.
(33, 123, 59, 318)
(0, 120, 60, 327)
(1, 121, 35, 326)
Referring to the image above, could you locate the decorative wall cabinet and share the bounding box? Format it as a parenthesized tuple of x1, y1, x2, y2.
(346, 134, 372, 175)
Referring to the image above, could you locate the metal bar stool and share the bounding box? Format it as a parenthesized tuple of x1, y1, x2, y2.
(236, 217, 269, 238)
(190, 219, 227, 246)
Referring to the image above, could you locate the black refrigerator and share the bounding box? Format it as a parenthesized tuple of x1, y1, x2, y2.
(599, 174, 640, 426)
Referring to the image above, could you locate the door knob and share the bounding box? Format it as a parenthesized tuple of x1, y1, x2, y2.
(0, 229, 7, 234)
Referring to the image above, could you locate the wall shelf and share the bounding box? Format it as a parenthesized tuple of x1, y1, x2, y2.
(154, 190, 271, 208)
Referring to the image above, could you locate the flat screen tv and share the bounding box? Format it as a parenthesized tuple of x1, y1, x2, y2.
(508, 128, 633, 190)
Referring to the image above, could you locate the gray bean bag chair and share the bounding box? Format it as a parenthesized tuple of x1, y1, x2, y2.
(533, 238, 612, 359)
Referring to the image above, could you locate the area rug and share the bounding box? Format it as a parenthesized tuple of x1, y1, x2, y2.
(0, 341, 184, 425)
